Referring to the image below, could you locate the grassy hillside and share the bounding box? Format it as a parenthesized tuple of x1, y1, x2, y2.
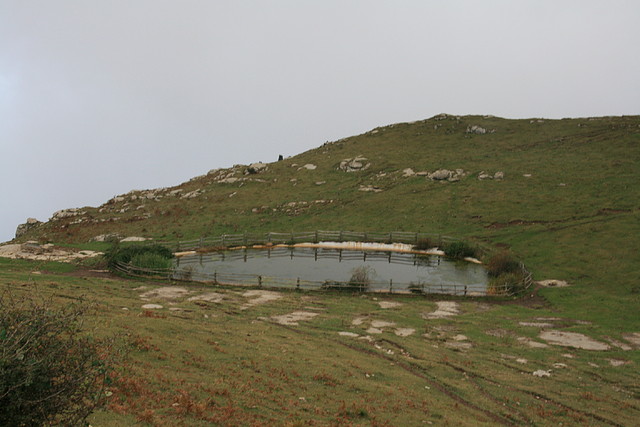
(4, 114, 640, 425)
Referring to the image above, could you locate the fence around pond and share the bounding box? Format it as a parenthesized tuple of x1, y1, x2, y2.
(116, 230, 534, 296)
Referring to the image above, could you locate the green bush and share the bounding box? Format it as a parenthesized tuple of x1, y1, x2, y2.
(0, 291, 120, 426)
(104, 243, 173, 270)
(443, 241, 477, 259)
(130, 252, 172, 270)
(486, 252, 521, 277)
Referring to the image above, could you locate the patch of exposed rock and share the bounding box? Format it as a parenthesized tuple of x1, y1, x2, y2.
(15, 218, 42, 238)
(478, 171, 505, 180)
(245, 162, 268, 174)
(358, 185, 383, 193)
(466, 125, 495, 134)
(0, 242, 101, 261)
(427, 169, 467, 182)
(339, 156, 371, 172)
(539, 330, 610, 351)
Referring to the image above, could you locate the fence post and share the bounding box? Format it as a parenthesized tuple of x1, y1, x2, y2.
(297, 277, 300, 290)
(389, 279, 393, 293)
(243, 233, 247, 246)
(199, 237, 203, 248)
(258, 275, 262, 287)
(214, 271, 217, 284)
(314, 230, 318, 243)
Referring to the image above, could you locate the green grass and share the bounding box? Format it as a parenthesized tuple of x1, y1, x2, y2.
(3, 114, 640, 425)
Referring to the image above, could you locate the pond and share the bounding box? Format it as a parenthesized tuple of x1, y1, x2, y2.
(174, 246, 488, 295)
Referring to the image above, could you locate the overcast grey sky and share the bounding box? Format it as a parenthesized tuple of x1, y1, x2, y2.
(1, 1, 639, 243)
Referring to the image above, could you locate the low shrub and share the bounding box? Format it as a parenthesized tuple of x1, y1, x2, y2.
(443, 241, 477, 259)
(486, 252, 521, 277)
(105, 243, 173, 271)
(349, 266, 374, 290)
(0, 291, 121, 426)
(130, 252, 172, 271)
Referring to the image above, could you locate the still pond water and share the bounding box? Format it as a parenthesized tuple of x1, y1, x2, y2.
(174, 247, 488, 294)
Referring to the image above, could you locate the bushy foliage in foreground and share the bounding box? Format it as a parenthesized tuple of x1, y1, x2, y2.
(0, 291, 119, 426)
(104, 243, 173, 271)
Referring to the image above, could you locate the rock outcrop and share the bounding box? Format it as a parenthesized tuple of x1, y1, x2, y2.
(427, 169, 467, 182)
(15, 218, 42, 239)
(339, 157, 371, 172)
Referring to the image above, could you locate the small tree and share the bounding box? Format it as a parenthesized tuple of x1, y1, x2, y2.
(0, 290, 120, 426)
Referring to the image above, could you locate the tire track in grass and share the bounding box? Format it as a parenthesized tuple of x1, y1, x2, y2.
(269, 321, 517, 426)
(442, 360, 625, 427)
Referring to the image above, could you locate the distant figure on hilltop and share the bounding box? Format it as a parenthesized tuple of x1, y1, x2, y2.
(278, 154, 283, 161)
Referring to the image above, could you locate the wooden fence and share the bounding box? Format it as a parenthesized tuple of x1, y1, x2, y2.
(123, 230, 533, 297)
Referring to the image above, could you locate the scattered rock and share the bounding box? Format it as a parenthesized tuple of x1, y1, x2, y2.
(516, 358, 528, 364)
(621, 332, 640, 348)
(402, 168, 416, 177)
(371, 320, 396, 329)
(445, 341, 473, 350)
(494, 171, 504, 179)
(91, 233, 123, 242)
(378, 301, 402, 309)
(0, 242, 101, 262)
(15, 218, 42, 238)
(539, 330, 610, 351)
(271, 311, 318, 326)
(359, 185, 383, 193)
(141, 304, 163, 309)
(339, 157, 371, 172)
(452, 334, 468, 341)
(338, 331, 360, 338)
(517, 337, 549, 348)
(315, 181, 326, 185)
(532, 370, 551, 378)
(352, 317, 366, 326)
(608, 359, 630, 367)
(519, 322, 555, 328)
(427, 169, 466, 182)
(553, 363, 568, 369)
(245, 162, 268, 174)
(536, 279, 570, 288)
(424, 301, 459, 319)
(140, 287, 191, 301)
(366, 327, 383, 334)
(242, 290, 282, 309)
(395, 328, 415, 337)
(299, 164, 317, 171)
(466, 125, 489, 134)
(188, 292, 225, 303)
(51, 208, 84, 221)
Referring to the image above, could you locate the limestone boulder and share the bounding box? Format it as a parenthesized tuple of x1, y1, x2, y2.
(15, 218, 42, 239)
(339, 156, 371, 172)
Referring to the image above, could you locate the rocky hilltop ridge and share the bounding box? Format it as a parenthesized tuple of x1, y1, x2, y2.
(12, 113, 640, 244)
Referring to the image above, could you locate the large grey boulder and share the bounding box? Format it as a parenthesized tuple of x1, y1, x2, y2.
(15, 218, 42, 239)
